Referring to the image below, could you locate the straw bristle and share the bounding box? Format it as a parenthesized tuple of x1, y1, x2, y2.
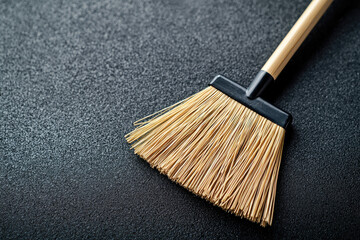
(125, 86, 285, 227)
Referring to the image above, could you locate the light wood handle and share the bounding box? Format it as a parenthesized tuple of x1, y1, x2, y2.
(262, 0, 333, 79)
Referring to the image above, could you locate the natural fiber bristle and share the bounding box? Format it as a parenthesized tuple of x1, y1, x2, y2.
(125, 86, 285, 227)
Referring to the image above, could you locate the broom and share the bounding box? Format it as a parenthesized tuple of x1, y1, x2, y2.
(125, 0, 333, 227)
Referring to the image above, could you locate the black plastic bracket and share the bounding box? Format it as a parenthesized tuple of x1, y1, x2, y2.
(246, 70, 274, 99)
(209, 75, 292, 128)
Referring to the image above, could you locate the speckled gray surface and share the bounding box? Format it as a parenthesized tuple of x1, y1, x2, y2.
(0, 0, 359, 239)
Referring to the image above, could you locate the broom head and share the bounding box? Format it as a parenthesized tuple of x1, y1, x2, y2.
(125, 75, 291, 227)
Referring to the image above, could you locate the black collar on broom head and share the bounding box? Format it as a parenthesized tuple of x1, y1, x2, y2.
(210, 74, 292, 129)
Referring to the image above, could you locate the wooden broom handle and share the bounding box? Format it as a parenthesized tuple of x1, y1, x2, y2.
(262, 0, 333, 79)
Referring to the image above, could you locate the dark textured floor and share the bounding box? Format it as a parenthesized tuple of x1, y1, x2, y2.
(1, 0, 359, 239)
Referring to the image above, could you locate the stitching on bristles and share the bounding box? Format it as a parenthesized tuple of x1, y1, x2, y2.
(125, 86, 285, 227)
